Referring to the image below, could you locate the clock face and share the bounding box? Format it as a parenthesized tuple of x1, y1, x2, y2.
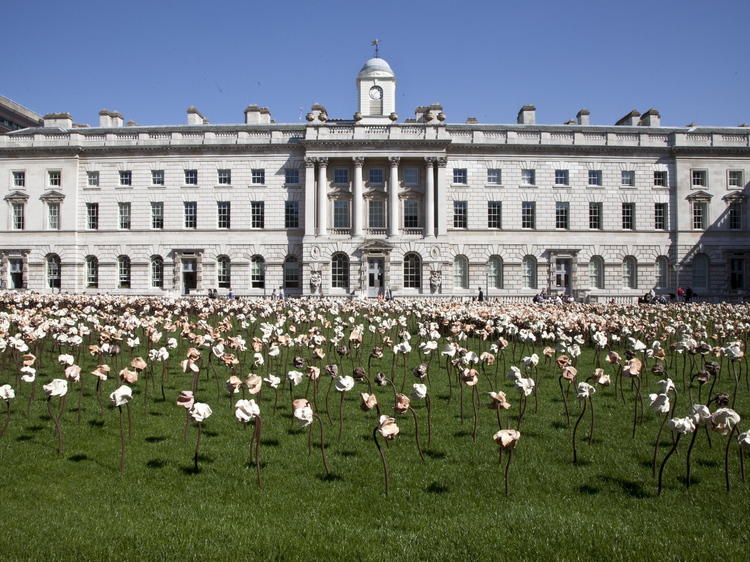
(369, 86, 383, 100)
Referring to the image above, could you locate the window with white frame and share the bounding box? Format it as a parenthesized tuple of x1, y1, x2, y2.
(251, 201, 265, 229)
(86, 203, 99, 230)
(403, 168, 418, 186)
(331, 253, 349, 289)
(589, 202, 602, 230)
(728, 203, 742, 230)
(250, 168, 266, 185)
(217, 201, 231, 229)
(86, 256, 98, 288)
(488, 256, 503, 289)
(453, 168, 467, 184)
(118, 256, 131, 288)
(184, 169, 198, 185)
(654, 171, 667, 187)
(521, 168, 536, 186)
(368, 200, 386, 229)
(656, 256, 669, 289)
(621, 170, 635, 187)
(453, 255, 469, 289)
(283, 256, 300, 289)
(403, 253, 421, 288)
(622, 256, 637, 289)
(691, 169, 707, 188)
(11, 202, 24, 230)
(118, 202, 132, 230)
(453, 201, 468, 228)
(285, 168, 300, 185)
(521, 201, 535, 229)
(152, 170, 165, 186)
(554, 169, 569, 186)
(588, 170, 602, 186)
(87, 171, 100, 187)
(285, 201, 299, 228)
(487, 201, 502, 229)
(217, 256, 231, 288)
(555, 202, 570, 229)
(487, 168, 502, 185)
(48, 170, 61, 186)
(333, 200, 350, 228)
(151, 201, 164, 229)
(403, 200, 419, 228)
(728, 170, 744, 188)
(368, 168, 384, 184)
(654, 203, 668, 230)
(184, 201, 197, 229)
(218, 169, 232, 185)
(119, 170, 132, 186)
(47, 202, 60, 230)
(622, 202, 635, 230)
(692, 254, 709, 289)
(522, 255, 537, 289)
(589, 256, 604, 289)
(251, 255, 265, 288)
(151, 256, 164, 288)
(47, 255, 61, 289)
(13, 171, 25, 187)
(692, 201, 707, 230)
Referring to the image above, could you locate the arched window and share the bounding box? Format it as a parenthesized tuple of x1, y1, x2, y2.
(655, 256, 669, 289)
(403, 253, 421, 288)
(47, 254, 61, 289)
(151, 256, 164, 289)
(284, 255, 300, 289)
(217, 256, 231, 289)
(251, 255, 265, 289)
(623, 256, 637, 289)
(118, 256, 131, 289)
(522, 255, 537, 289)
(488, 256, 504, 289)
(453, 255, 468, 290)
(331, 253, 349, 289)
(589, 256, 604, 289)
(692, 253, 709, 289)
(86, 256, 98, 289)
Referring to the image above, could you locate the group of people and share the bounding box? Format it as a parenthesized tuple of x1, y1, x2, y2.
(532, 291, 575, 305)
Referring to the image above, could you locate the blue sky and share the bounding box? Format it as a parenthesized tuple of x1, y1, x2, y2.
(4, 0, 749, 128)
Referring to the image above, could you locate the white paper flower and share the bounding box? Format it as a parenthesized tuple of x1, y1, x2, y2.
(0, 384, 15, 400)
(43, 378, 68, 397)
(287, 370, 305, 386)
(410, 383, 428, 401)
(109, 385, 133, 407)
(190, 402, 213, 422)
(235, 399, 260, 423)
(668, 417, 696, 435)
(263, 375, 281, 389)
(576, 382, 596, 399)
(648, 393, 670, 414)
(335, 375, 355, 392)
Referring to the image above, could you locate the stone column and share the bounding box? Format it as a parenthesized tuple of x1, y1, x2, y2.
(317, 157, 328, 236)
(436, 157, 448, 236)
(352, 157, 364, 237)
(388, 156, 400, 237)
(424, 157, 436, 237)
(304, 157, 316, 237)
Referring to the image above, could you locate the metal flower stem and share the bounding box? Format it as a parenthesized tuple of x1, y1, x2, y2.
(458, 380, 464, 424)
(118, 405, 126, 472)
(313, 414, 329, 475)
(409, 408, 425, 462)
(0, 401, 10, 437)
(652, 412, 669, 477)
(471, 385, 479, 443)
(725, 425, 738, 492)
(572, 398, 587, 464)
(657, 432, 682, 495)
(558, 376, 570, 426)
(95, 379, 103, 414)
(425, 394, 432, 447)
(194, 421, 203, 472)
(160, 362, 167, 401)
(126, 402, 133, 439)
(373, 427, 389, 495)
(632, 377, 642, 439)
(503, 448, 514, 497)
(516, 393, 528, 431)
(685, 426, 699, 487)
(323, 377, 334, 425)
(338, 391, 345, 441)
(588, 396, 595, 445)
(253, 416, 263, 488)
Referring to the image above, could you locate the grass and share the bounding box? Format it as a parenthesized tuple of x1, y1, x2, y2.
(0, 300, 749, 561)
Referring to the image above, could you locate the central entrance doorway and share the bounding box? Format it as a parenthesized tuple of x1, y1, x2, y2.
(8, 258, 23, 289)
(367, 258, 384, 297)
(182, 259, 197, 294)
(555, 259, 572, 294)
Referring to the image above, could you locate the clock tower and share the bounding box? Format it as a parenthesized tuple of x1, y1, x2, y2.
(356, 56, 396, 124)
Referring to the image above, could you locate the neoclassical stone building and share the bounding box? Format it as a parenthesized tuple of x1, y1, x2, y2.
(1, 56, 748, 299)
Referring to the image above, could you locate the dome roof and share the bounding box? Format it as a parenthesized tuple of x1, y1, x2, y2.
(358, 57, 395, 79)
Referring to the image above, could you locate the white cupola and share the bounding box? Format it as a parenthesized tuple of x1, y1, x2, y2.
(356, 57, 397, 124)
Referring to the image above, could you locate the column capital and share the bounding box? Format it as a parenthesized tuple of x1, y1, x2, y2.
(436, 157, 448, 168)
(424, 156, 437, 166)
(353, 156, 365, 167)
(317, 157, 329, 166)
(304, 157, 316, 168)
(388, 156, 401, 165)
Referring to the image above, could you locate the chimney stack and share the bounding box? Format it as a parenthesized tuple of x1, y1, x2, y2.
(576, 109, 590, 126)
(43, 113, 73, 128)
(517, 105, 536, 125)
(615, 110, 641, 126)
(639, 108, 661, 127)
(187, 106, 207, 125)
(244, 105, 272, 124)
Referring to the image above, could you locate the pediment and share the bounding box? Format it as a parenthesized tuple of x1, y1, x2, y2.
(40, 189, 66, 202)
(357, 239, 394, 253)
(685, 190, 713, 201)
(722, 190, 746, 203)
(4, 190, 29, 202)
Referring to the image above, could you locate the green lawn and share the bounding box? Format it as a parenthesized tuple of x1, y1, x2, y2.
(0, 298, 748, 561)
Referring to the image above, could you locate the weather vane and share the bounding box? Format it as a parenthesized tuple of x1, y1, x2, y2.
(371, 39, 380, 58)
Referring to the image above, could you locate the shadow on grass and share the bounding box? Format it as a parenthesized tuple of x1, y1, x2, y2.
(261, 438, 280, 447)
(577, 484, 600, 495)
(145, 436, 167, 443)
(16, 435, 32, 442)
(146, 459, 168, 469)
(148, 411, 165, 417)
(425, 481, 449, 494)
(68, 454, 89, 462)
(697, 459, 719, 468)
(25, 425, 44, 432)
(550, 420, 568, 430)
(244, 461, 268, 470)
(597, 475, 650, 499)
(88, 420, 105, 428)
(425, 449, 446, 460)
(339, 450, 358, 457)
(453, 431, 472, 438)
(316, 472, 342, 482)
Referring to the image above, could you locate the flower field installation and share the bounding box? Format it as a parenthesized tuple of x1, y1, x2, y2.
(1, 293, 749, 559)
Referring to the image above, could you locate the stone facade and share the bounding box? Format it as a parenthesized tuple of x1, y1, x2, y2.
(0, 57, 748, 299)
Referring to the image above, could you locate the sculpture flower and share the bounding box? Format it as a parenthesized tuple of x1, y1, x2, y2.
(334, 375, 355, 439)
(711, 407, 742, 491)
(373, 415, 399, 495)
(109, 385, 133, 471)
(493, 429, 520, 496)
(360, 392, 379, 416)
(177, 390, 195, 441)
(91, 364, 110, 413)
(43, 378, 68, 456)
(235, 399, 263, 488)
(738, 430, 750, 482)
(189, 402, 212, 472)
(487, 391, 511, 429)
(293, 398, 329, 475)
(657, 417, 695, 495)
(0, 384, 15, 437)
(514, 377, 534, 429)
(572, 382, 596, 464)
(649, 392, 672, 476)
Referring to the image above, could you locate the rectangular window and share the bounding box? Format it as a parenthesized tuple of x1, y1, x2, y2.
(403, 200, 419, 228)
(285, 168, 300, 185)
(334, 169, 349, 185)
(728, 170, 744, 188)
(284, 201, 299, 228)
(622, 202, 635, 230)
(692, 202, 707, 230)
(654, 203, 667, 230)
(151, 170, 165, 186)
(487, 201, 502, 229)
(119, 170, 132, 186)
(522, 201, 536, 229)
(369, 168, 384, 184)
(333, 200, 350, 228)
(453, 201, 468, 228)
(87, 171, 100, 187)
(691, 169, 707, 188)
(11, 203, 24, 230)
(555, 202, 570, 229)
(218, 169, 232, 185)
(369, 200, 386, 228)
(217, 201, 231, 229)
(589, 202, 602, 230)
(729, 203, 742, 230)
(47, 202, 60, 230)
(13, 171, 25, 187)
(251, 201, 265, 228)
(184, 169, 198, 185)
(403, 168, 418, 186)
(588, 170, 602, 186)
(654, 170, 667, 187)
(554, 169, 569, 186)
(87, 203, 99, 230)
(118, 202, 132, 230)
(151, 201, 164, 229)
(184, 201, 197, 229)
(521, 168, 536, 186)
(251, 169, 265, 184)
(48, 170, 61, 186)
(453, 168, 468, 184)
(487, 169, 502, 185)
(621, 170, 635, 187)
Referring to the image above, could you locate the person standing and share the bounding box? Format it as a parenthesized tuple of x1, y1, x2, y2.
(477, 287, 484, 302)
(677, 287, 685, 302)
